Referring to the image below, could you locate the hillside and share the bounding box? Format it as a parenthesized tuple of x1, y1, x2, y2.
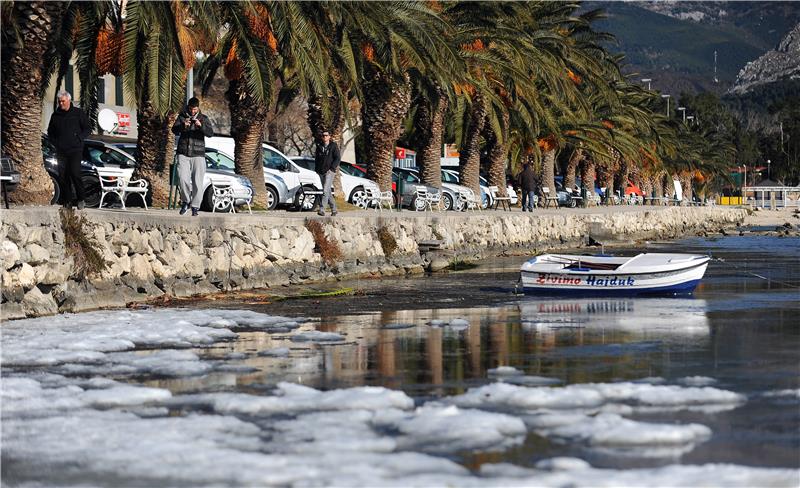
(586, 1, 800, 94)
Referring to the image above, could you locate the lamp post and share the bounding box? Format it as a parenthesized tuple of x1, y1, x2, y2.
(661, 94, 670, 116)
(641, 78, 652, 90)
(677, 107, 686, 123)
(767, 159, 771, 180)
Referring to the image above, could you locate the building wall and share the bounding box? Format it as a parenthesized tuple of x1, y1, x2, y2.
(41, 64, 139, 139)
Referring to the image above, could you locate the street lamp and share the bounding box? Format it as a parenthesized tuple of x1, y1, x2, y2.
(767, 159, 771, 180)
(661, 94, 671, 116)
(677, 107, 686, 123)
(641, 78, 652, 90)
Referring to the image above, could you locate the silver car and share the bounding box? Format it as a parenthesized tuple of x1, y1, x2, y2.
(113, 142, 255, 212)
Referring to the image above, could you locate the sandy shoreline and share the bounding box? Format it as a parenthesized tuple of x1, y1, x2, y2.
(742, 207, 800, 227)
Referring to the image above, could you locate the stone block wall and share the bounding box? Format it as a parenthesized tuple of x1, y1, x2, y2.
(0, 206, 747, 320)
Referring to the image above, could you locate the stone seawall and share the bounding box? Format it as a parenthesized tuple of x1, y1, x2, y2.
(0, 206, 747, 320)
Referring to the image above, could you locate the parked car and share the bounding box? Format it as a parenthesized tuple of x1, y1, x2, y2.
(113, 141, 254, 212)
(43, 135, 132, 207)
(291, 156, 380, 208)
(392, 167, 440, 211)
(1, 154, 21, 206)
(479, 171, 519, 205)
(341, 161, 397, 193)
(441, 169, 490, 209)
(206, 136, 322, 210)
(403, 167, 466, 211)
(205, 148, 286, 211)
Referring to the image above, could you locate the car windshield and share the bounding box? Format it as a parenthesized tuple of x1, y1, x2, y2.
(441, 170, 459, 183)
(115, 145, 137, 157)
(207, 150, 236, 171)
(84, 143, 134, 167)
(292, 158, 315, 171)
(341, 162, 367, 178)
(263, 146, 290, 170)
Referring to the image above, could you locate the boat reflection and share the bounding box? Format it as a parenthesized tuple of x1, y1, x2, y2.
(148, 298, 710, 396)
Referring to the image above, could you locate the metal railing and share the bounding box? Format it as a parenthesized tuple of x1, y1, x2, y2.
(741, 186, 800, 209)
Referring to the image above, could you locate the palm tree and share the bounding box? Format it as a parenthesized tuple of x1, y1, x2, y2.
(352, 2, 458, 192)
(1, 1, 69, 204)
(120, 0, 211, 207)
(200, 1, 330, 208)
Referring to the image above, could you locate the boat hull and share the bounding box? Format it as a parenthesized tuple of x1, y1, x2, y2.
(520, 256, 709, 296)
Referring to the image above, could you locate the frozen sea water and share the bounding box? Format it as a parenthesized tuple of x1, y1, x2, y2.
(2, 236, 799, 487)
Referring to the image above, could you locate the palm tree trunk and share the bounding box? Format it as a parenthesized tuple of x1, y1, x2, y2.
(135, 99, 173, 207)
(458, 93, 486, 194)
(363, 70, 411, 192)
(1, 1, 65, 205)
(565, 148, 584, 190)
(228, 78, 269, 208)
(678, 172, 693, 204)
(580, 157, 596, 193)
(616, 157, 631, 198)
(653, 171, 665, 200)
(307, 88, 346, 198)
(414, 84, 447, 188)
(483, 110, 510, 197)
(542, 149, 556, 198)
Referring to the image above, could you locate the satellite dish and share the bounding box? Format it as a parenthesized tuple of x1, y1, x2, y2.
(98, 108, 118, 133)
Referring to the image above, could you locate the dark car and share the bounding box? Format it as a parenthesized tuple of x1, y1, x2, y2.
(43, 135, 144, 207)
(392, 167, 440, 211)
(1, 155, 21, 207)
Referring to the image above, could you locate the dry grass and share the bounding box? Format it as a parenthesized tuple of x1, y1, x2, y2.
(59, 208, 108, 279)
(377, 226, 398, 257)
(305, 219, 343, 266)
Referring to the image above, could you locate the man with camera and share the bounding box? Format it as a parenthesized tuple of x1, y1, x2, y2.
(172, 97, 213, 216)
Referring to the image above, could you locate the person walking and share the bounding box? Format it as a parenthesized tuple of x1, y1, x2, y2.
(516, 162, 537, 212)
(172, 97, 213, 216)
(47, 91, 89, 209)
(314, 130, 340, 216)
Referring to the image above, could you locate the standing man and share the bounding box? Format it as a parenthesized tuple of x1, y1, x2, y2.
(314, 130, 340, 216)
(172, 97, 213, 216)
(47, 91, 89, 209)
(516, 162, 537, 212)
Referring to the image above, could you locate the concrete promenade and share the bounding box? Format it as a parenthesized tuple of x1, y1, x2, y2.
(1, 204, 750, 320)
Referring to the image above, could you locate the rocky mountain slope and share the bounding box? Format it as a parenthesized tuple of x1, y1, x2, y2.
(730, 23, 800, 95)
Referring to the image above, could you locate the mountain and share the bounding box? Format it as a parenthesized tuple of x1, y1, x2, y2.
(586, 1, 800, 95)
(730, 23, 800, 95)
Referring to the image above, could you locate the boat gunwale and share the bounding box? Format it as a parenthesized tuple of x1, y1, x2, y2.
(520, 258, 710, 277)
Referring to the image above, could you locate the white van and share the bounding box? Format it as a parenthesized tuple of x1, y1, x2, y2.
(206, 136, 322, 209)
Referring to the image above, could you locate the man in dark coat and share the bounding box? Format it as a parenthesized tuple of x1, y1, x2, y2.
(516, 163, 537, 212)
(172, 97, 213, 216)
(47, 91, 90, 209)
(313, 130, 340, 216)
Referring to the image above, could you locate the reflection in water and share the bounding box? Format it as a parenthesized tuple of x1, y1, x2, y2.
(151, 298, 710, 397)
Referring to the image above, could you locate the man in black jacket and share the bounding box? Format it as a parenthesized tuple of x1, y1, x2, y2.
(313, 130, 340, 216)
(47, 91, 90, 209)
(516, 163, 537, 212)
(171, 97, 213, 216)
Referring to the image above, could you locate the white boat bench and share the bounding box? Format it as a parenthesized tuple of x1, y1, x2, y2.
(96, 166, 149, 210)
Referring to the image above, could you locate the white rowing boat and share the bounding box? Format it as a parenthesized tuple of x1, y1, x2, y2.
(519, 253, 710, 296)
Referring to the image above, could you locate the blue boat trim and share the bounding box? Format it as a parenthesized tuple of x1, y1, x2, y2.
(521, 279, 702, 297)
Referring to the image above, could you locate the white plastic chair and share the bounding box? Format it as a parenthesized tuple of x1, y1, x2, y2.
(365, 186, 394, 211)
(96, 166, 148, 210)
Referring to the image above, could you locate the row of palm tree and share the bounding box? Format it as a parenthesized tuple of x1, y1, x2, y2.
(2, 1, 734, 208)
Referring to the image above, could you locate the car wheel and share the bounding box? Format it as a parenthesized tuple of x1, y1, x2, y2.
(442, 193, 454, 211)
(294, 185, 319, 211)
(49, 175, 61, 205)
(569, 197, 577, 208)
(481, 194, 490, 209)
(81, 174, 101, 208)
(266, 185, 279, 210)
(349, 186, 368, 209)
